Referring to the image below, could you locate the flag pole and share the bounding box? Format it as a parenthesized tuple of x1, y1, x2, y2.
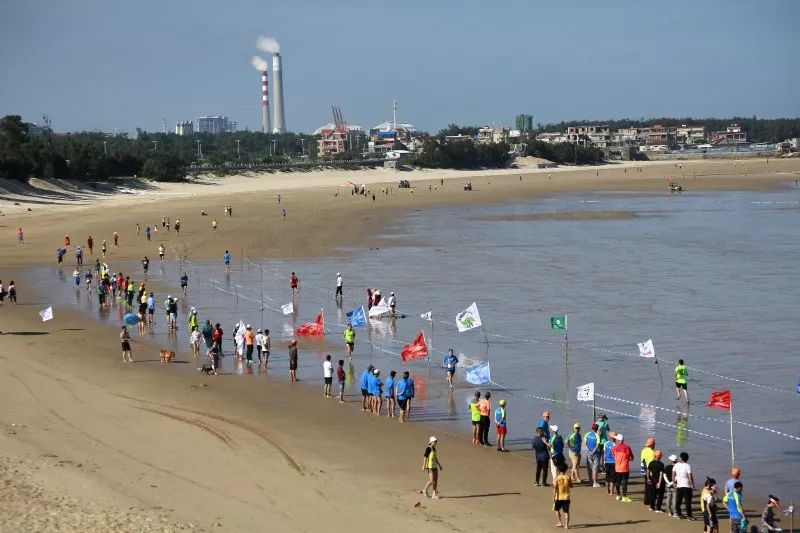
(655, 358, 664, 387)
(428, 308, 433, 370)
(729, 398, 735, 467)
(481, 325, 489, 345)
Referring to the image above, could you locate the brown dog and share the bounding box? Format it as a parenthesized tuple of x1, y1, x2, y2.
(159, 349, 176, 363)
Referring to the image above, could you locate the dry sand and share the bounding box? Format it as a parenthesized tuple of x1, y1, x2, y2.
(1, 157, 798, 532)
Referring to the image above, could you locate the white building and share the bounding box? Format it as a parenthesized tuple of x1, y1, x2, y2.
(175, 121, 194, 136)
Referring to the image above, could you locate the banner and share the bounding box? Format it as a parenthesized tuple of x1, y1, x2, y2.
(550, 315, 567, 331)
(401, 331, 428, 361)
(368, 299, 390, 318)
(456, 302, 482, 333)
(347, 306, 367, 328)
(706, 389, 731, 410)
(637, 339, 655, 358)
(420, 311, 432, 321)
(39, 306, 54, 322)
(295, 309, 324, 336)
(465, 361, 491, 385)
(281, 302, 294, 315)
(576, 382, 594, 402)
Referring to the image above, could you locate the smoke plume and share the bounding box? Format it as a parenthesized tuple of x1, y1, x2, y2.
(251, 55, 269, 72)
(256, 36, 280, 54)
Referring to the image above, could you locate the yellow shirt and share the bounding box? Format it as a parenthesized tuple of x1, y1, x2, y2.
(640, 447, 655, 467)
(554, 474, 572, 501)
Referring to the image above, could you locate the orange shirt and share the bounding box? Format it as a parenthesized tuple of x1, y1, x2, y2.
(478, 398, 490, 416)
(244, 330, 255, 345)
(613, 442, 633, 473)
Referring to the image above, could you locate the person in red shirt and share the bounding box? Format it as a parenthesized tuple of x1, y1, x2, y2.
(290, 272, 299, 295)
(612, 434, 634, 503)
(212, 323, 223, 357)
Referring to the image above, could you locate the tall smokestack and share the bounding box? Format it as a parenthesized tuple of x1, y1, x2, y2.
(261, 70, 270, 133)
(272, 53, 286, 133)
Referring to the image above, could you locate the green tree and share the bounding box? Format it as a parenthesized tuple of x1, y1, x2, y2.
(141, 152, 185, 182)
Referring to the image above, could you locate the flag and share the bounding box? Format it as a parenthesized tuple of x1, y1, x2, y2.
(637, 339, 655, 358)
(706, 389, 731, 410)
(368, 299, 390, 318)
(295, 309, 324, 336)
(576, 382, 594, 402)
(465, 361, 491, 385)
(235, 320, 246, 356)
(550, 315, 567, 331)
(456, 302, 482, 333)
(420, 311, 432, 321)
(347, 306, 367, 328)
(400, 331, 428, 361)
(39, 306, 54, 322)
(281, 302, 294, 315)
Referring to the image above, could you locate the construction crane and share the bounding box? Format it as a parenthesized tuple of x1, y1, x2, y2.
(331, 106, 348, 134)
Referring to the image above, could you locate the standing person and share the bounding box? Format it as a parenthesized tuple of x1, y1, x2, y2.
(180, 272, 189, 296)
(443, 349, 459, 389)
(188, 307, 198, 332)
(494, 399, 508, 452)
(17, 227, 23, 244)
(553, 463, 573, 530)
(261, 329, 271, 366)
(161, 215, 166, 228)
(469, 391, 482, 443)
(612, 434, 633, 503)
(343, 324, 355, 358)
(664, 454, 678, 516)
(405, 372, 416, 419)
(7, 281, 16, 304)
(336, 359, 346, 403)
(244, 325, 255, 365)
(585, 423, 602, 488)
(158, 244, 165, 261)
(373, 369, 383, 415)
(648, 450, 666, 512)
(142, 256, 150, 276)
(322, 354, 333, 398)
(675, 359, 689, 402)
(672, 451, 694, 520)
(396, 371, 411, 422)
(255, 329, 264, 363)
(113, 231, 118, 246)
(212, 323, 223, 357)
(288, 339, 298, 382)
(97, 278, 106, 307)
(700, 478, 719, 533)
(421, 436, 443, 499)
(549, 425, 566, 482)
(120, 326, 133, 363)
(726, 467, 742, 496)
(567, 423, 583, 484)
(146, 292, 155, 325)
(538, 411, 552, 442)
(289, 272, 299, 294)
(478, 391, 492, 447)
(335, 272, 343, 298)
(190, 326, 201, 357)
(640, 437, 656, 505)
(201, 320, 214, 355)
(87, 235, 93, 254)
(359, 365, 374, 412)
(596, 413, 610, 445)
(136, 223, 140, 236)
(75, 246, 83, 266)
(533, 427, 550, 486)
(211, 219, 217, 231)
(724, 482, 745, 533)
(145, 226, 151, 241)
(174, 218, 180, 235)
(223, 250, 231, 271)
(387, 291, 396, 317)
(384, 370, 397, 417)
(760, 495, 781, 533)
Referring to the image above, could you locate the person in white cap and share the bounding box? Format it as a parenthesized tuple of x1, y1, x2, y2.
(387, 291, 396, 317)
(664, 454, 679, 516)
(421, 436, 443, 499)
(335, 272, 343, 298)
(612, 433, 634, 503)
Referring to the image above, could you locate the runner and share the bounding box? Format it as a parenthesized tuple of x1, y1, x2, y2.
(100, 239, 107, 257)
(289, 272, 299, 294)
(84, 270, 93, 292)
(343, 324, 355, 358)
(322, 354, 333, 398)
(147, 292, 155, 325)
(120, 326, 133, 363)
(443, 348, 458, 389)
(421, 436, 443, 499)
(675, 359, 689, 402)
(211, 219, 218, 231)
(494, 399, 508, 452)
(158, 244, 165, 261)
(87, 235, 93, 254)
(141, 256, 150, 276)
(553, 463, 573, 530)
(190, 326, 201, 357)
(288, 339, 298, 382)
(145, 226, 151, 241)
(223, 250, 231, 271)
(72, 268, 81, 287)
(180, 272, 189, 296)
(336, 359, 346, 403)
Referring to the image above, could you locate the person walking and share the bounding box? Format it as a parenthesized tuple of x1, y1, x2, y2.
(567, 423, 583, 484)
(664, 454, 678, 516)
(87, 235, 94, 254)
(675, 359, 689, 402)
(101, 239, 107, 257)
(17, 227, 23, 244)
(190, 326, 201, 357)
(201, 319, 214, 355)
(335, 272, 343, 298)
(640, 437, 656, 506)
(421, 436, 443, 499)
(343, 324, 355, 358)
(120, 326, 133, 363)
(760, 494, 781, 533)
(145, 226, 151, 241)
(113, 231, 118, 246)
(478, 392, 492, 447)
(612, 434, 634, 503)
(553, 463, 573, 530)
(724, 481, 745, 532)
(585, 423, 602, 488)
(288, 339, 299, 382)
(212, 323, 223, 357)
(289, 272, 299, 294)
(672, 451, 695, 520)
(336, 359, 346, 403)
(533, 427, 550, 486)
(75, 246, 83, 266)
(494, 399, 508, 452)
(648, 450, 666, 512)
(158, 244, 165, 261)
(443, 349, 459, 389)
(322, 354, 333, 398)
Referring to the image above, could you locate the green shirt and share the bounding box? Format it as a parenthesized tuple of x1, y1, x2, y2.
(675, 364, 688, 384)
(469, 401, 481, 422)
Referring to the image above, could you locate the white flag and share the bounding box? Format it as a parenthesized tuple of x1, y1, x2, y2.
(576, 382, 594, 402)
(456, 302, 482, 333)
(281, 302, 294, 315)
(637, 339, 655, 358)
(420, 311, 432, 321)
(39, 306, 54, 322)
(368, 299, 390, 318)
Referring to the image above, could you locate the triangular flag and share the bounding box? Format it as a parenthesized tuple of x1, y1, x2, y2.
(706, 389, 731, 410)
(295, 309, 324, 336)
(39, 306, 54, 322)
(456, 302, 482, 332)
(368, 299, 390, 318)
(400, 331, 428, 361)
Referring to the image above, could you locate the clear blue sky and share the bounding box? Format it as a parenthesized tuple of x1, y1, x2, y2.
(2, 0, 798, 134)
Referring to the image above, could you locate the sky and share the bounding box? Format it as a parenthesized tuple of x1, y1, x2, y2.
(1, 0, 799, 134)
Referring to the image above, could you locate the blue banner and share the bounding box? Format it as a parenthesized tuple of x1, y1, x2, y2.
(347, 306, 367, 328)
(465, 362, 491, 385)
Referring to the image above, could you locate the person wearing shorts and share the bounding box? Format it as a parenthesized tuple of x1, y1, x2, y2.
(336, 360, 346, 403)
(288, 339, 298, 382)
(553, 463, 572, 529)
(120, 326, 133, 363)
(359, 365, 373, 412)
(396, 372, 409, 422)
(603, 433, 617, 496)
(322, 354, 333, 398)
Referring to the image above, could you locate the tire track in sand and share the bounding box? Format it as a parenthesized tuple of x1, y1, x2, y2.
(134, 406, 236, 449)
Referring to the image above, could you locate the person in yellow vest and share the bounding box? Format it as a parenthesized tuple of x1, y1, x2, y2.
(343, 324, 355, 358)
(640, 437, 656, 506)
(675, 359, 689, 402)
(469, 391, 482, 444)
(188, 307, 198, 330)
(421, 436, 443, 499)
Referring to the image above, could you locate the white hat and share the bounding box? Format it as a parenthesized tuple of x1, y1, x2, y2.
(246, 324, 252, 329)
(668, 454, 678, 462)
(373, 369, 380, 374)
(167, 295, 172, 299)
(337, 272, 340, 276)
(614, 434, 624, 441)
(549, 425, 559, 432)
(429, 436, 437, 443)
(391, 291, 395, 295)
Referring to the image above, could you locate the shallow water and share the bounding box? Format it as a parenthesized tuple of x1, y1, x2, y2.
(46, 185, 800, 500)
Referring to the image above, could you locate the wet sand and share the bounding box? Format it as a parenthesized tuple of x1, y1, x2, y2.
(471, 210, 637, 222)
(1, 157, 798, 531)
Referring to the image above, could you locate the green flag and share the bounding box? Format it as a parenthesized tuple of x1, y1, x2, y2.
(550, 315, 567, 331)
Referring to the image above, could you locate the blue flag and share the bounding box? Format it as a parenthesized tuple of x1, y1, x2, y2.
(465, 362, 491, 385)
(347, 306, 367, 328)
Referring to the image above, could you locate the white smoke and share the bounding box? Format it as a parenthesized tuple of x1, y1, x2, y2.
(251, 55, 269, 72)
(256, 36, 280, 54)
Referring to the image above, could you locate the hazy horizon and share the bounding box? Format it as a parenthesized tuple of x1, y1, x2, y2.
(2, 0, 799, 134)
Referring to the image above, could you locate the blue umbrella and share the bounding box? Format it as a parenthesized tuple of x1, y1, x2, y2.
(123, 313, 139, 325)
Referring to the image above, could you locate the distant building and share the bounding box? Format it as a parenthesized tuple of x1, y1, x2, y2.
(647, 125, 677, 146)
(175, 121, 194, 136)
(565, 125, 611, 148)
(478, 127, 510, 144)
(515, 114, 534, 133)
(710, 124, 747, 145)
(196, 116, 236, 134)
(536, 132, 567, 144)
(317, 131, 348, 157)
(617, 127, 649, 145)
(676, 125, 706, 146)
(24, 122, 49, 136)
(444, 134, 473, 143)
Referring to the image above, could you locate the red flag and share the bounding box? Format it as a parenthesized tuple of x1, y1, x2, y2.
(401, 331, 428, 361)
(295, 309, 324, 336)
(706, 389, 731, 410)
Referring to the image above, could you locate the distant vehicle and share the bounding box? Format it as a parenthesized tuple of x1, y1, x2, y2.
(398, 180, 411, 188)
(669, 182, 683, 193)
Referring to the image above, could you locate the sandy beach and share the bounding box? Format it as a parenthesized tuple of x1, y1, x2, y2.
(1, 157, 799, 532)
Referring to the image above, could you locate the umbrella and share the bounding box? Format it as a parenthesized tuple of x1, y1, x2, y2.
(123, 313, 139, 325)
